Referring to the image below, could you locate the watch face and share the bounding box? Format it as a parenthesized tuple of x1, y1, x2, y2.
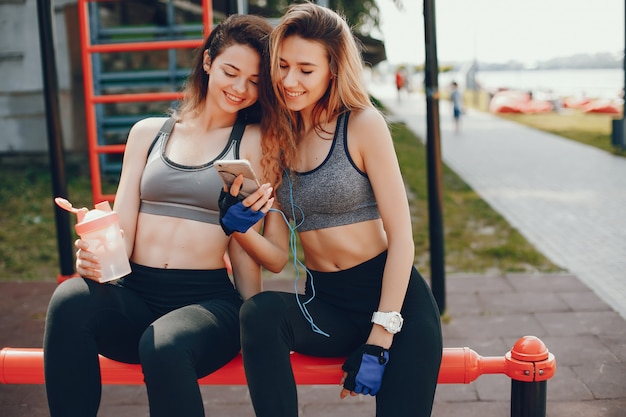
(389, 315, 402, 331)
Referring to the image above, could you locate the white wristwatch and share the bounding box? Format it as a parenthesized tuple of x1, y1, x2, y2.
(371, 311, 404, 334)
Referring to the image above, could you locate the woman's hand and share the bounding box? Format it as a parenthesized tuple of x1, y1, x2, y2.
(340, 325, 394, 398)
(228, 174, 274, 214)
(219, 175, 274, 236)
(75, 238, 102, 282)
(340, 344, 389, 398)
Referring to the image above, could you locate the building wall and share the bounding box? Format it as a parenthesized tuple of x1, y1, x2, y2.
(0, 0, 76, 153)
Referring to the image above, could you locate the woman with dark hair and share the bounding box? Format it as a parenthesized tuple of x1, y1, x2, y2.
(43, 14, 288, 417)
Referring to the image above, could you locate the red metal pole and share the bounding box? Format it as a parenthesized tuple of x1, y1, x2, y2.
(77, 0, 102, 204)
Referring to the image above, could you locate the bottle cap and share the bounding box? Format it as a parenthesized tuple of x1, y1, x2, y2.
(75, 201, 119, 235)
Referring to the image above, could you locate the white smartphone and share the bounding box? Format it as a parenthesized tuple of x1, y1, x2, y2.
(215, 159, 262, 197)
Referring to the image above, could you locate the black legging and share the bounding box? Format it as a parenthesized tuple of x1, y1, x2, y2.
(240, 251, 443, 417)
(43, 262, 242, 417)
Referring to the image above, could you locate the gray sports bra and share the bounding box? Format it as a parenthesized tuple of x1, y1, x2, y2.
(276, 112, 380, 232)
(139, 117, 246, 224)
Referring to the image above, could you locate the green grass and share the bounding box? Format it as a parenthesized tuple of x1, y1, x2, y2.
(497, 110, 623, 155)
(0, 158, 93, 281)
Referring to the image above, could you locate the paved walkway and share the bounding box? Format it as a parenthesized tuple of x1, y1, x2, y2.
(367, 81, 626, 321)
(2, 83, 626, 416)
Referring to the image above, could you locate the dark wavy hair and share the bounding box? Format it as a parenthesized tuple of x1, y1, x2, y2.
(173, 14, 273, 125)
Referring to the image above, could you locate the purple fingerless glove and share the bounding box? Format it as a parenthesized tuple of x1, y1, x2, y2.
(342, 344, 389, 396)
(218, 190, 265, 236)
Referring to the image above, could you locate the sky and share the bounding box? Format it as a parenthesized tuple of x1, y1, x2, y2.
(376, 0, 625, 66)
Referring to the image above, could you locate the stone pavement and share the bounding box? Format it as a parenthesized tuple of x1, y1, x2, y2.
(2, 82, 626, 416)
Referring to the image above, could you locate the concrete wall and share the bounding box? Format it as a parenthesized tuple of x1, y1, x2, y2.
(0, 0, 77, 153)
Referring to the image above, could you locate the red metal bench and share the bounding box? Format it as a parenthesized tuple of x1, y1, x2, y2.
(0, 336, 555, 416)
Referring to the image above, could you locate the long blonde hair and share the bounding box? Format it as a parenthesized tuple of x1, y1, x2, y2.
(262, 2, 375, 174)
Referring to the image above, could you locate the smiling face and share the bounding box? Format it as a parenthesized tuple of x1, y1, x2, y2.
(204, 44, 260, 115)
(277, 35, 333, 114)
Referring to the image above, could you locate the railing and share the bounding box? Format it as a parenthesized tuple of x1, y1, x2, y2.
(77, 0, 212, 203)
(1, 336, 555, 417)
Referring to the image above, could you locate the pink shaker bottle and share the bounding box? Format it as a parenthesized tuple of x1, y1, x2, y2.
(74, 201, 131, 282)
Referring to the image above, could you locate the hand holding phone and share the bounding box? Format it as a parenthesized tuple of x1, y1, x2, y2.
(215, 159, 261, 197)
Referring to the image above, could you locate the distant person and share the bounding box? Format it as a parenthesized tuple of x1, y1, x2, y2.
(450, 81, 463, 133)
(395, 68, 405, 102)
(402, 69, 410, 94)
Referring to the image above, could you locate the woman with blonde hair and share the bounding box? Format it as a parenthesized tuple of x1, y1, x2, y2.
(241, 3, 443, 416)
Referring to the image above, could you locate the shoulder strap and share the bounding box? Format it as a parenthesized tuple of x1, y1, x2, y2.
(229, 114, 247, 159)
(337, 111, 351, 157)
(144, 116, 246, 161)
(146, 117, 176, 159)
(339, 111, 350, 130)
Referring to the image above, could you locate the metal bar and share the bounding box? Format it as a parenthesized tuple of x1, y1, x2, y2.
(510, 380, 547, 417)
(92, 92, 183, 104)
(1, 337, 556, 388)
(93, 145, 126, 154)
(36, 0, 75, 278)
(0, 347, 501, 386)
(96, 24, 203, 37)
(423, 0, 446, 314)
(78, 0, 104, 203)
(87, 39, 202, 53)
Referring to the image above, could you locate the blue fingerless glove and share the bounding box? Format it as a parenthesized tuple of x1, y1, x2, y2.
(342, 344, 389, 396)
(218, 190, 265, 236)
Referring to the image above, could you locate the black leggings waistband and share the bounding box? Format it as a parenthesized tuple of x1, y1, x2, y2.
(305, 251, 387, 314)
(117, 262, 241, 317)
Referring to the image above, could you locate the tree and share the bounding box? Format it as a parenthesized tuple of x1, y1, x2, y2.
(247, 0, 381, 35)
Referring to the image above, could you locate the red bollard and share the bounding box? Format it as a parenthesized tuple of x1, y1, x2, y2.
(506, 336, 556, 417)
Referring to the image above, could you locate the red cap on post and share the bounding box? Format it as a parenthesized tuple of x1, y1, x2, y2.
(505, 335, 556, 382)
(510, 335, 549, 362)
